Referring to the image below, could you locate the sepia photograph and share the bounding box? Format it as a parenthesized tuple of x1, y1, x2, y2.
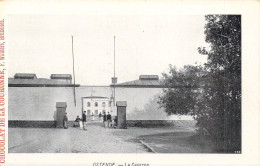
(7, 14, 241, 154)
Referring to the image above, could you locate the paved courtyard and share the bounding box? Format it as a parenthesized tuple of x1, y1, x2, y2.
(9, 121, 214, 153)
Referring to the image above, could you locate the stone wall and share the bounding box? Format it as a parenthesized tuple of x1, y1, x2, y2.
(8, 86, 167, 121)
(8, 86, 111, 121)
(9, 120, 55, 128)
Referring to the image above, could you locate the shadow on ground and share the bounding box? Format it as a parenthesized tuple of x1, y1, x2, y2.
(137, 131, 215, 153)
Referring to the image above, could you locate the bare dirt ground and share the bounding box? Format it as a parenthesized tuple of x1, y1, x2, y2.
(9, 122, 147, 153)
(8, 121, 214, 153)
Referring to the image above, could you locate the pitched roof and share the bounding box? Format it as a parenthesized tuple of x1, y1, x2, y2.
(8, 78, 79, 87)
(111, 75, 163, 88)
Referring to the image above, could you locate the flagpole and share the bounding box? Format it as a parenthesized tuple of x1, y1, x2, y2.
(72, 35, 76, 106)
(113, 36, 116, 106)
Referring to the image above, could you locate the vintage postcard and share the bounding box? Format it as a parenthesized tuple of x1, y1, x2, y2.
(0, 0, 259, 166)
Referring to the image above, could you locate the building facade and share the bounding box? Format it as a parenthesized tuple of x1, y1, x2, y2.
(8, 73, 193, 127)
(82, 96, 110, 116)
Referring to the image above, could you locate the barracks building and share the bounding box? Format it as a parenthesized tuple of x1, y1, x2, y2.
(8, 73, 194, 127)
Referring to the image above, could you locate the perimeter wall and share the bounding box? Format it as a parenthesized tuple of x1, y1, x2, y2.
(8, 86, 193, 121)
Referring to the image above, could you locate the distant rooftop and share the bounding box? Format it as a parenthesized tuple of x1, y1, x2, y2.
(139, 75, 159, 80)
(50, 74, 72, 80)
(111, 75, 163, 88)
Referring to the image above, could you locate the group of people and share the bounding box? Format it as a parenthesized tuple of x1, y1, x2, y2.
(63, 111, 116, 130)
(102, 112, 114, 128)
(71, 111, 88, 130)
(62, 112, 86, 130)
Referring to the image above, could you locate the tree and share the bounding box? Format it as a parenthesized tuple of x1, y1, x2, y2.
(159, 15, 241, 152)
(198, 15, 241, 152)
(158, 65, 205, 116)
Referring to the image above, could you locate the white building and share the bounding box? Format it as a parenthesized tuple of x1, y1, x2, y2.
(82, 96, 110, 116)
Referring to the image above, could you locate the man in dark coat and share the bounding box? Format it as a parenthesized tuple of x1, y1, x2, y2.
(99, 112, 102, 121)
(82, 111, 87, 130)
(103, 112, 107, 128)
(63, 113, 68, 129)
(107, 112, 112, 128)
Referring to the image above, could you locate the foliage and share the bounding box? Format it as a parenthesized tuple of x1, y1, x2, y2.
(159, 15, 241, 152)
(158, 65, 205, 116)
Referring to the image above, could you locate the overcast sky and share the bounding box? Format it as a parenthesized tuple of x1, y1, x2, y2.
(8, 15, 208, 85)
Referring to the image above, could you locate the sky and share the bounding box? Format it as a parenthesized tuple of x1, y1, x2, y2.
(8, 15, 208, 85)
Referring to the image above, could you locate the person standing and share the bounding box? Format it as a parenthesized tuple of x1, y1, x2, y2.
(82, 111, 87, 131)
(107, 112, 112, 128)
(63, 112, 68, 129)
(103, 112, 107, 128)
(99, 112, 102, 121)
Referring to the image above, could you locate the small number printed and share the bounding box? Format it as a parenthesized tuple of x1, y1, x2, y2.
(234, 151, 241, 154)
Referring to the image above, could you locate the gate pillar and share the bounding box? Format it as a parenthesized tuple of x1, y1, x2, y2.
(116, 101, 127, 129)
(56, 102, 67, 128)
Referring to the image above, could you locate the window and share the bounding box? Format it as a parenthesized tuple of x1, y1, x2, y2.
(95, 102, 98, 107)
(102, 102, 106, 107)
(87, 110, 91, 115)
(87, 102, 91, 107)
(102, 110, 106, 114)
(95, 110, 98, 115)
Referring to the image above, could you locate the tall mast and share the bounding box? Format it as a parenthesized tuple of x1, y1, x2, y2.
(111, 36, 117, 108)
(113, 36, 116, 106)
(114, 36, 116, 78)
(72, 35, 76, 106)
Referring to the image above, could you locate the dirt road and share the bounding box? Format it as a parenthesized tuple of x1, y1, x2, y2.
(9, 122, 147, 153)
(9, 121, 214, 153)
